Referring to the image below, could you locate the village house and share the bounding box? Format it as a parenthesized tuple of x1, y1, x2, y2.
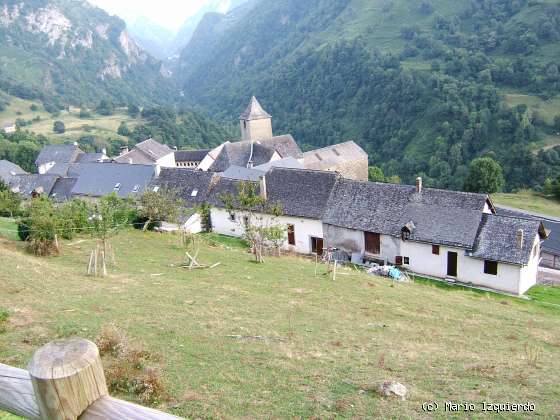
(9, 174, 59, 198)
(35, 144, 108, 176)
(175, 149, 210, 168)
(114, 138, 175, 173)
(208, 168, 339, 254)
(0, 160, 27, 185)
(322, 177, 547, 296)
(303, 141, 369, 181)
(2, 122, 16, 134)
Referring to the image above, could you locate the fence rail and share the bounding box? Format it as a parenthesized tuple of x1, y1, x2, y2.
(0, 338, 182, 420)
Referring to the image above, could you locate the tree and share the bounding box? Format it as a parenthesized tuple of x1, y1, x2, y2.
(19, 197, 60, 256)
(117, 122, 131, 137)
(137, 188, 182, 231)
(554, 115, 560, 133)
(53, 120, 66, 134)
(0, 189, 21, 217)
(464, 157, 505, 193)
(221, 181, 285, 263)
(79, 106, 92, 119)
(88, 193, 134, 276)
(128, 104, 140, 118)
(96, 99, 115, 116)
(368, 166, 385, 182)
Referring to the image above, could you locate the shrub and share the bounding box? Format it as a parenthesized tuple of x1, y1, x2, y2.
(58, 199, 91, 239)
(0, 190, 21, 217)
(17, 218, 31, 241)
(97, 325, 166, 405)
(0, 309, 9, 333)
(53, 120, 66, 134)
(21, 197, 60, 255)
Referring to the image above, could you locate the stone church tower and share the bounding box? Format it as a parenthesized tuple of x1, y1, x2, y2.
(239, 96, 273, 141)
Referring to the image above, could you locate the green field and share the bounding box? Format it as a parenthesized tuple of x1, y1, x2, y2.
(0, 226, 559, 418)
(0, 93, 140, 142)
(492, 189, 560, 218)
(503, 93, 560, 126)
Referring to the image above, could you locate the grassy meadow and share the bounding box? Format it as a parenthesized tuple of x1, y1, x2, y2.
(492, 189, 560, 218)
(0, 223, 559, 418)
(0, 93, 139, 142)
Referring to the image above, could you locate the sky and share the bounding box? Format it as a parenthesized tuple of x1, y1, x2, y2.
(88, 0, 212, 32)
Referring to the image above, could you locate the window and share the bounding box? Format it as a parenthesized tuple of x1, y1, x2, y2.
(114, 183, 121, 191)
(229, 212, 236, 222)
(191, 189, 198, 197)
(153, 186, 160, 192)
(395, 256, 403, 266)
(132, 185, 140, 193)
(432, 245, 440, 255)
(403, 257, 410, 265)
(365, 232, 380, 254)
(484, 260, 498, 276)
(287, 224, 295, 245)
(243, 216, 249, 227)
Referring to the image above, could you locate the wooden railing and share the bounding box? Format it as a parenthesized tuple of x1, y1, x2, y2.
(0, 338, 182, 419)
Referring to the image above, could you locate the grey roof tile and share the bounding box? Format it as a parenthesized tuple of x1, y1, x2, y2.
(9, 174, 58, 196)
(222, 165, 265, 181)
(175, 149, 210, 162)
(50, 177, 78, 202)
(0, 160, 27, 184)
(35, 144, 82, 166)
(471, 214, 545, 265)
(239, 96, 271, 120)
(69, 163, 156, 198)
(151, 168, 217, 207)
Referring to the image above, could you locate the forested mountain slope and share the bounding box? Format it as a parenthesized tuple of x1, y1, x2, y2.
(0, 0, 175, 110)
(177, 0, 560, 191)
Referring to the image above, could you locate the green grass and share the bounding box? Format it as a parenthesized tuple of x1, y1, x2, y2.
(0, 230, 559, 418)
(527, 285, 560, 306)
(0, 92, 140, 142)
(0, 218, 17, 241)
(492, 189, 560, 218)
(502, 92, 560, 126)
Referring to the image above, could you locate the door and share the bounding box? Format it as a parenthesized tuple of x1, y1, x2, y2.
(311, 237, 324, 256)
(447, 251, 458, 277)
(365, 232, 380, 254)
(287, 224, 295, 245)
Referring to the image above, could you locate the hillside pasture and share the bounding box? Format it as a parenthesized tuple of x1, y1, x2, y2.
(0, 229, 559, 418)
(492, 189, 560, 218)
(0, 93, 140, 142)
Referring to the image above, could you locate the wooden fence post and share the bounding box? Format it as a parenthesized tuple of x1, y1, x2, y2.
(27, 338, 108, 420)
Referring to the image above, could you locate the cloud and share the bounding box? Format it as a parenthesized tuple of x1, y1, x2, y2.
(88, 0, 209, 32)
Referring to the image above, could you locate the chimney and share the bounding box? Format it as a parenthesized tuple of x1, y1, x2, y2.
(416, 177, 423, 193)
(101, 148, 107, 156)
(259, 175, 267, 200)
(517, 229, 524, 250)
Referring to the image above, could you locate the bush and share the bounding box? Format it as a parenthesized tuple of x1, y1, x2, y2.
(0, 309, 9, 333)
(17, 218, 31, 241)
(53, 120, 66, 134)
(0, 190, 21, 217)
(21, 197, 60, 255)
(58, 199, 91, 239)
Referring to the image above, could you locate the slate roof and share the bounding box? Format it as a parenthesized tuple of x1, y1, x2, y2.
(208, 142, 277, 172)
(69, 163, 156, 198)
(265, 168, 340, 219)
(151, 168, 217, 208)
(471, 214, 546, 265)
(239, 96, 271, 120)
(206, 177, 260, 208)
(497, 207, 560, 256)
(76, 153, 106, 163)
(9, 174, 58, 197)
(50, 177, 78, 202)
(254, 156, 303, 172)
(0, 160, 27, 184)
(323, 180, 490, 248)
(208, 135, 302, 172)
(222, 165, 265, 181)
(175, 149, 210, 162)
(35, 144, 82, 166)
(114, 139, 173, 164)
(303, 141, 367, 170)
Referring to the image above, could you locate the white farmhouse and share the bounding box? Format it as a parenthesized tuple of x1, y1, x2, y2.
(208, 168, 339, 254)
(322, 177, 547, 296)
(114, 138, 176, 174)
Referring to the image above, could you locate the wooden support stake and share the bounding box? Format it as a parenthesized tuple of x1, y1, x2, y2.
(27, 338, 108, 420)
(314, 253, 318, 277)
(333, 260, 338, 281)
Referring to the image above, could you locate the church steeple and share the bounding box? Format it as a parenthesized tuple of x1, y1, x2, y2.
(239, 96, 273, 141)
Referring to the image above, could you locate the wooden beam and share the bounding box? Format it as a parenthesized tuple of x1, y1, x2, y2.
(81, 396, 183, 420)
(28, 338, 108, 420)
(0, 363, 41, 420)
